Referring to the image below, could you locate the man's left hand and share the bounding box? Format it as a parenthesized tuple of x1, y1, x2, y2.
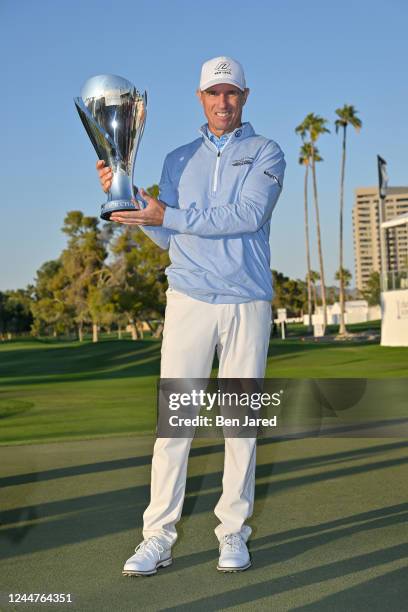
(110, 189, 166, 226)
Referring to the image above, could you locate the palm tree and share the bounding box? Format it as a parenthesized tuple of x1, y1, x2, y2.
(307, 270, 320, 315)
(296, 114, 330, 329)
(335, 267, 352, 300)
(335, 105, 362, 335)
(299, 142, 322, 332)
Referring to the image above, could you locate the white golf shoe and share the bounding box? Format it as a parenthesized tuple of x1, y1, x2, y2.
(217, 533, 251, 572)
(122, 537, 172, 576)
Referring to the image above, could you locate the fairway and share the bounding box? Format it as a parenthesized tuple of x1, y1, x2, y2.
(0, 335, 407, 445)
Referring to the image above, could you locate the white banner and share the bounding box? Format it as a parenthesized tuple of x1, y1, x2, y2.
(381, 289, 408, 346)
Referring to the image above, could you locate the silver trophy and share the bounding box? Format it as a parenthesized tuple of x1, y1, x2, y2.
(74, 74, 147, 220)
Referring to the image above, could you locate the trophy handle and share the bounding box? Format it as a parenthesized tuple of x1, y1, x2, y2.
(74, 97, 118, 163)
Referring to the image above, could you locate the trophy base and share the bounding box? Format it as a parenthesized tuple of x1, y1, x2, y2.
(100, 199, 136, 221)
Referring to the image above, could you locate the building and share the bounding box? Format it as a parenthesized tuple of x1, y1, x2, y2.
(380, 212, 408, 347)
(353, 187, 408, 291)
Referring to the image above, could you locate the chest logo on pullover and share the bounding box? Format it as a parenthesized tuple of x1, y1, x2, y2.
(232, 156, 254, 166)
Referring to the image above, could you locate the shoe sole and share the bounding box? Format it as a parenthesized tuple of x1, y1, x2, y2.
(217, 561, 251, 572)
(122, 557, 173, 577)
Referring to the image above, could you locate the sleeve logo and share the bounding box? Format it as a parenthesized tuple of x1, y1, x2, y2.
(264, 170, 282, 188)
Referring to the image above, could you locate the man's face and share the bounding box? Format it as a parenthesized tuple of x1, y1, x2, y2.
(197, 83, 249, 137)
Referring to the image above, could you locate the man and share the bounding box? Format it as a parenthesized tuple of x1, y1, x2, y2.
(97, 56, 285, 575)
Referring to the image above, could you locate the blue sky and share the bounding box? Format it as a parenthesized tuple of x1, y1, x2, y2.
(1, 0, 408, 290)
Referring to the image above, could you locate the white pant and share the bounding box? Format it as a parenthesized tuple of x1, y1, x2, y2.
(142, 288, 272, 546)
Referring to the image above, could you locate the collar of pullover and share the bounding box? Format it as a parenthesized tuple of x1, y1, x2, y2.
(206, 128, 230, 151)
(199, 122, 255, 152)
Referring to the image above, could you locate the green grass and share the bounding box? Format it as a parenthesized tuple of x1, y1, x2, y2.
(265, 340, 407, 377)
(1, 436, 407, 610)
(0, 338, 160, 445)
(0, 327, 407, 445)
(1, 328, 407, 608)
(283, 319, 381, 337)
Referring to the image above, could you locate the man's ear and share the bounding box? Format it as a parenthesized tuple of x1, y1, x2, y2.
(242, 88, 250, 105)
(196, 88, 203, 105)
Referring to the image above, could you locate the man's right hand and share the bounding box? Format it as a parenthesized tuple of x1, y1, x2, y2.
(96, 160, 113, 193)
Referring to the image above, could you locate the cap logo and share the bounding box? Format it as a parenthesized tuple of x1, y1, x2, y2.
(215, 62, 230, 70)
(214, 61, 232, 76)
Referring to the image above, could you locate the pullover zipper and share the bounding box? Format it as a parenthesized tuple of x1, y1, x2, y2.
(210, 130, 236, 195)
(212, 151, 221, 193)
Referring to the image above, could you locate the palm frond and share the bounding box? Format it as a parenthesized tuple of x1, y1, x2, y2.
(335, 104, 362, 132)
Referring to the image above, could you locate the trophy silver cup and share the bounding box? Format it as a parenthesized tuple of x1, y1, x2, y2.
(74, 74, 147, 220)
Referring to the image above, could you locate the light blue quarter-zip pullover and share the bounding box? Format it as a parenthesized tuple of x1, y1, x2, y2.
(139, 122, 285, 304)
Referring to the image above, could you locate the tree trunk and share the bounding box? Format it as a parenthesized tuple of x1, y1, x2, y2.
(78, 321, 83, 342)
(312, 282, 317, 314)
(145, 320, 155, 337)
(129, 320, 138, 341)
(153, 322, 164, 338)
(338, 127, 347, 335)
(304, 164, 313, 332)
(311, 157, 327, 329)
(92, 322, 98, 343)
(137, 323, 144, 340)
(117, 325, 122, 340)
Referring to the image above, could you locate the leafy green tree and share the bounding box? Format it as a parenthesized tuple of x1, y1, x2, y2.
(106, 184, 170, 339)
(272, 270, 288, 309)
(296, 113, 330, 329)
(335, 267, 352, 288)
(109, 223, 170, 339)
(307, 270, 320, 313)
(272, 270, 307, 317)
(0, 292, 8, 337)
(87, 272, 114, 342)
(327, 286, 339, 305)
(0, 290, 33, 338)
(146, 184, 160, 199)
(31, 259, 71, 336)
(335, 104, 362, 335)
(109, 228, 144, 340)
(284, 278, 308, 316)
(61, 211, 108, 341)
(361, 271, 381, 306)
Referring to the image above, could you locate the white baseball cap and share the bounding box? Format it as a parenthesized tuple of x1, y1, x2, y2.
(199, 56, 246, 92)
